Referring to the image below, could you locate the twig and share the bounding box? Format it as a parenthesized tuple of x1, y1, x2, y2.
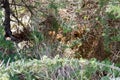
(21, 0, 33, 15)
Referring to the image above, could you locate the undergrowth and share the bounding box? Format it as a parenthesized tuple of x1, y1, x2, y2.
(0, 56, 120, 80)
(0, 0, 120, 80)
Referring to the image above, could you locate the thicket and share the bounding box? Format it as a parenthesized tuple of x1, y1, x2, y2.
(0, 0, 120, 80)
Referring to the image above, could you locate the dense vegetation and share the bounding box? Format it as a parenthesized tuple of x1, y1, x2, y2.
(0, 0, 120, 80)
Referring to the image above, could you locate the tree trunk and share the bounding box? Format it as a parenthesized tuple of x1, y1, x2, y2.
(2, 0, 12, 37)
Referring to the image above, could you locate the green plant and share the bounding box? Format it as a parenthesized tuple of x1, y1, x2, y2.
(0, 56, 120, 80)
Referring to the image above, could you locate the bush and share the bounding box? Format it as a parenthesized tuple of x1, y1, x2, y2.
(0, 56, 120, 80)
